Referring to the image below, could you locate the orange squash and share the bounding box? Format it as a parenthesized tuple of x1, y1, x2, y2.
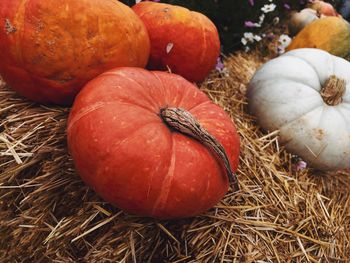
(132, 2, 220, 83)
(287, 17, 350, 60)
(0, 0, 150, 105)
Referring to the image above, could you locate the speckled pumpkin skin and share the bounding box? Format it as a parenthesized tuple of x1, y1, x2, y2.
(0, 0, 150, 105)
(287, 17, 350, 60)
(132, 2, 220, 83)
(67, 67, 240, 219)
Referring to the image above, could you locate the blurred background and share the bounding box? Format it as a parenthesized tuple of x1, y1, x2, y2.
(121, 0, 349, 54)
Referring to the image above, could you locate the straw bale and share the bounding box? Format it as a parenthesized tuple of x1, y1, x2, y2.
(0, 52, 349, 262)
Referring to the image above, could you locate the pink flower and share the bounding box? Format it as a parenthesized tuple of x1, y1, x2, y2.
(292, 160, 307, 171)
(245, 21, 256, 27)
(248, 0, 254, 6)
(215, 57, 225, 72)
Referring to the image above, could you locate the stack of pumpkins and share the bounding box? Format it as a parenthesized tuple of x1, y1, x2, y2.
(0, 0, 240, 219)
(288, 0, 339, 36)
(287, 0, 350, 60)
(1, 0, 349, 220)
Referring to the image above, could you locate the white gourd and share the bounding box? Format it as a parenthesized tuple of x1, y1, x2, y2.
(247, 48, 350, 170)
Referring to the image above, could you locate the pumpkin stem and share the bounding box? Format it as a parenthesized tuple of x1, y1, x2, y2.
(160, 107, 239, 191)
(320, 75, 346, 106)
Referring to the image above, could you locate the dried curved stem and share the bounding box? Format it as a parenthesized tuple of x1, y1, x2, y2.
(320, 75, 346, 106)
(160, 107, 239, 191)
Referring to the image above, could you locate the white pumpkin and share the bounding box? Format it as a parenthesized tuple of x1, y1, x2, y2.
(288, 8, 319, 36)
(247, 48, 350, 170)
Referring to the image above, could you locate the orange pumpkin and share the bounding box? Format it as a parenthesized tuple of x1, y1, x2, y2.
(67, 67, 240, 219)
(132, 2, 220, 83)
(287, 17, 350, 60)
(0, 0, 150, 105)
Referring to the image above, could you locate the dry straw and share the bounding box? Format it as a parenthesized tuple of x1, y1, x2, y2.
(1, 52, 349, 262)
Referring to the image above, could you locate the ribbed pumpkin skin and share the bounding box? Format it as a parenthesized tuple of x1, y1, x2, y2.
(287, 17, 350, 60)
(132, 2, 220, 83)
(0, 0, 150, 105)
(247, 48, 350, 170)
(67, 68, 240, 219)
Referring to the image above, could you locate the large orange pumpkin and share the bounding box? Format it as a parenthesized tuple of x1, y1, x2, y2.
(67, 67, 240, 219)
(132, 2, 220, 83)
(0, 0, 150, 105)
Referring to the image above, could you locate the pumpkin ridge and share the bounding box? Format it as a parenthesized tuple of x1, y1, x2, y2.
(150, 71, 171, 107)
(112, 100, 157, 115)
(103, 121, 166, 162)
(315, 105, 326, 133)
(256, 89, 321, 104)
(282, 53, 326, 88)
(187, 100, 212, 111)
(13, 0, 29, 66)
(248, 57, 322, 93)
(151, 135, 176, 215)
(67, 101, 115, 132)
(314, 107, 350, 169)
(196, 14, 207, 73)
(278, 105, 323, 132)
(251, 78, 321, 95)
(68, 101, 159, 133)
(152, 71, 191, 109)
(115, 74, 160, 111)
(335, 106, 350, 133)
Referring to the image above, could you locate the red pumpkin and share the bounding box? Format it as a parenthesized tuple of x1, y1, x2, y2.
(132, 2, 220, 83)
(67, 67, 240, 219)
(0, 0, 150, 105)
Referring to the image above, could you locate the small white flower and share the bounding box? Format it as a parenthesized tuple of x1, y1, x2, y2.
(135, 0, 142, 3)
(253, 35, 262, 42)
(278, 34, 291, 48)
(259, 14, 265, 25)
(261, 3, 276, 13)
(277, 34, 292, 54)
(243, 32, 255, 42)
(241, 32, 263, 46)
